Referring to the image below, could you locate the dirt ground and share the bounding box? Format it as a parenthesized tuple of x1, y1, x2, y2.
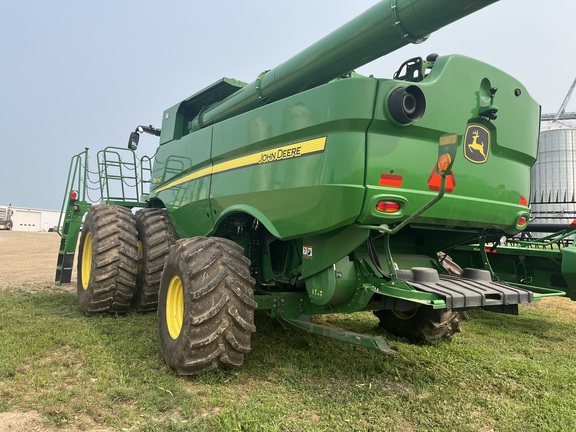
(0, 231, 76, 291)
(0, 231, 93, 432)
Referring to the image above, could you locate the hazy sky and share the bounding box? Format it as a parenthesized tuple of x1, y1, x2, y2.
(1, 0, 575, 210)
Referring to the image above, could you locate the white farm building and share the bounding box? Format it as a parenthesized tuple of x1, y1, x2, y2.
(0, 205, 61, 232)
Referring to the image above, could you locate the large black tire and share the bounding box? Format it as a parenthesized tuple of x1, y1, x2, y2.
(134, 208, 178, 312)
(158, 237, 257, 375)
(374, 307, 466, 342)
(77, 205, 139, 315)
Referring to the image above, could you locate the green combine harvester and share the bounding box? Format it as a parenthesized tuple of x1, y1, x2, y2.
(55, 0, 568, 375)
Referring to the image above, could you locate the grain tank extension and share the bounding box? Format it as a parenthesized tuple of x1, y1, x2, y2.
(55, 0, 566, 375)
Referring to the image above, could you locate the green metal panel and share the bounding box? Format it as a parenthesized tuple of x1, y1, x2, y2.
(152, 127, 214, 237)
(361, 55, 537, 235)
(156, 77, 376, 239)
(208, 78, 375, 236)
(301, 225, 369, 278)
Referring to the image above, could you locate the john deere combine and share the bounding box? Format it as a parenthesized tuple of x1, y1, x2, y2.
(55, 0, 567, 374)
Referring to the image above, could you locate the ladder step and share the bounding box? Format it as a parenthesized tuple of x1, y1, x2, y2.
(55, 252, 76, 285)
(54, 215, 82, 285)
(55, 267, 73, 285)
(56, 252, 75, 269)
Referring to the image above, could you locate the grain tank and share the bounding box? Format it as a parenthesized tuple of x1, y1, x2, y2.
(56, 0, 566, 375)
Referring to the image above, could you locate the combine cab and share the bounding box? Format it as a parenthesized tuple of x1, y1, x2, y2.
(55, 0, 566, 375)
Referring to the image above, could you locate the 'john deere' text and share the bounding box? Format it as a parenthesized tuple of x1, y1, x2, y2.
(258, 146, 302, 164)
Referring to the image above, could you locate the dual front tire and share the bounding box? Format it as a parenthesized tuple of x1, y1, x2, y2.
(77, 206, 178, 314)
(134, 208, 179, 311)
(77, 205, 139, 314)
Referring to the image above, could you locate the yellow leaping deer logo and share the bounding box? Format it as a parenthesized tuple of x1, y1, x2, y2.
(468, 130, 485, 158)
(464, 124, 490, 164)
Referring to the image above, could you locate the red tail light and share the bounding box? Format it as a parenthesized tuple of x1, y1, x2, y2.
(519, 195, 528, 206)
(517, 216, 528, 227)
(376, 201, 401, 213)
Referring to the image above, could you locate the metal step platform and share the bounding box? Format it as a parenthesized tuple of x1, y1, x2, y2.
(397, 267, 533, 310)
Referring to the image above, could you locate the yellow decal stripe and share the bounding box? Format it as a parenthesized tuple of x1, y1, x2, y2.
(155, 137, 326, 193)
(214, 136, 326, 173)
(155, 166, 212, 193)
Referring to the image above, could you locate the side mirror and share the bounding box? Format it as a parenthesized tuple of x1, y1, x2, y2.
(128, 131, 140, 150)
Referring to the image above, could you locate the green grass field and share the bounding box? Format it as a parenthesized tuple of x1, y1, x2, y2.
(1, 289, 575, 431)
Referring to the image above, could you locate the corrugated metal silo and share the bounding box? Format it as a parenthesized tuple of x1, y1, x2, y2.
(530, 122, 576, 224)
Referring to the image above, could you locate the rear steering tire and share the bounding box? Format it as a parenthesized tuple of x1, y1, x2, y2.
(158, 237, 257, 375)
(77, 205, 139, 315)
(374, 307, 466, 342)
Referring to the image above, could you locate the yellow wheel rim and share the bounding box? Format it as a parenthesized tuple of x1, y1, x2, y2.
(81, 232, 92, 290)
(392, 308, 419, 320)
(166, 276, 184, 340)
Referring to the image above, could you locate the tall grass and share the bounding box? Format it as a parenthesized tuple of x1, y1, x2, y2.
(1, 289, 575, 431)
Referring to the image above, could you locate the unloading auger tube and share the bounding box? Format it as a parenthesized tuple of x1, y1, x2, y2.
(188, 0, 499, 132)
